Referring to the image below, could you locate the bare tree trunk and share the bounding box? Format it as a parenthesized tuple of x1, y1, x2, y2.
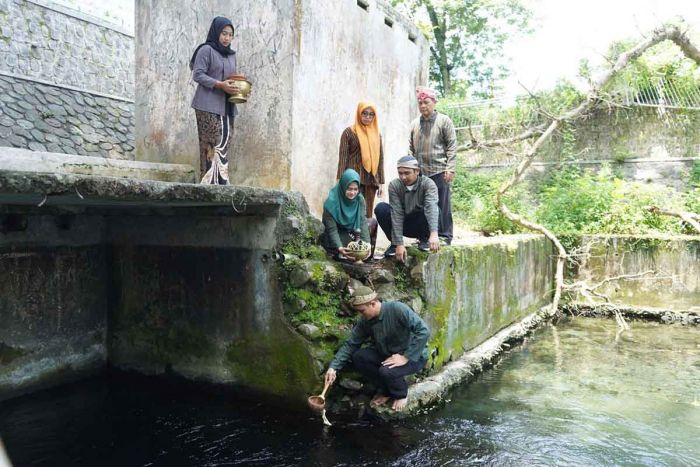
(487, 24, 700, 316)
(423, 0, 452, 95)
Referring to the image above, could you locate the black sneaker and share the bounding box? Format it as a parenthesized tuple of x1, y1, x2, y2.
(418, 239, 430, 251)
(384, 245, 396, 257)
(439, 237, 452, 246)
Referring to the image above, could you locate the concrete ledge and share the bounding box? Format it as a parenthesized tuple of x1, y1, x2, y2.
(563, 302, 700, 325)
(0, 148, 195, 183)
(0, 169, 296, 215)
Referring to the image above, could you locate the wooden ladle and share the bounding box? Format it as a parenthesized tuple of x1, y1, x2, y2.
(307, 379, 332, 412)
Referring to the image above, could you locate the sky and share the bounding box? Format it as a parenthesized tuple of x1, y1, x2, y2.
(504, 0, 700, 97)
(64, 0, 700, 98)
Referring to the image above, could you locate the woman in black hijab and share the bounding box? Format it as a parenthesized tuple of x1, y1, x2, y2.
(190, 16, 239, 185)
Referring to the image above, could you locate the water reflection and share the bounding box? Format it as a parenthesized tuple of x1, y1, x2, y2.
(0, 317, 698, 466)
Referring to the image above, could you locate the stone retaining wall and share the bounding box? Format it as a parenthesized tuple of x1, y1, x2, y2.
(0, 74, 135, 158)
(0, 0, 134, 97)
(573, 235, 700, 311)
(0, 0, 135, 159)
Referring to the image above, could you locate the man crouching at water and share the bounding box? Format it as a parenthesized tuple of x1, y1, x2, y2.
(325, 286, 430, 411)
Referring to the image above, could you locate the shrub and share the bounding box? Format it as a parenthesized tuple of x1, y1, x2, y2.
(452, 169, 534, 235)
(536, 166, 614, 234)
(453, 163, 692, 237)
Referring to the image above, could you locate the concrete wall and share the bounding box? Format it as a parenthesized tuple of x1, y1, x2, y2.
(419, 235, 555, 368)
(134, 0, 296, 188)
(0, 0, 136, 158)
(0, 170, 320, 403)
(134, 0, 429, 214)
(0, 212, 108, 400)
(574, 235, 700, 311)
(290, 0, 429, 213)
(462, 107, 700, 190)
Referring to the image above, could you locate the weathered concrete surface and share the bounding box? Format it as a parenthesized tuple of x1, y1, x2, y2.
(419, 235, 555, 370)
(0, 170, 321, 403)
(134, 0, 295, 187)
(461, 107, 700, 191)
(0, 0, 134, 98)
(290, 0, 430, 213)
(0, 245, 108, 401)
(0, 148, 194, 183)
(0, 212, 108, 401)
(562, 303, 700, 325)
(109, 246, 318, 402)
(134, 0, 429, 214)
(0, 169, 293, 214)
(574, 235, 700, 311)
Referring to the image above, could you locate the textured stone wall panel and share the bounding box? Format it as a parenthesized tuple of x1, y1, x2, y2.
(0, 0, 134, 98)
(0, 75, 134, 158)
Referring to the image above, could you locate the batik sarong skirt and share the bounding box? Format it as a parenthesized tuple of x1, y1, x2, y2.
(195, 110, 234, 185)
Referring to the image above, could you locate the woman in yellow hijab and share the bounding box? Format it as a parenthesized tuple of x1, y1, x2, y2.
(337, 101, 385, 218)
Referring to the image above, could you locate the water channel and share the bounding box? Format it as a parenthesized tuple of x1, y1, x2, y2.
(1, 316, 698, 466)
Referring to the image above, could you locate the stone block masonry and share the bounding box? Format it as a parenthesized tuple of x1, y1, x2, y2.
(0, 0, 135, 160)
(0, 0, 134, 97)
(0, 74, 135, 158)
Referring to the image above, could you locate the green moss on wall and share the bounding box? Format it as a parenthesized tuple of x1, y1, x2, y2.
(116, 318, 216, 366)
(424, 249, 460, 369)
(225, 331, 318, 398)
(0, 342, 28, 366)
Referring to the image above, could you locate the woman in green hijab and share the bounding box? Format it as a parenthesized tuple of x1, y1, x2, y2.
(322, 169, 371, 260)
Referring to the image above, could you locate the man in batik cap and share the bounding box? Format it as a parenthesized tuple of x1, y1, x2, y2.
(409, 86, 457, 245)
(374, 155, 441, 262)
(325, 285, 430, 412)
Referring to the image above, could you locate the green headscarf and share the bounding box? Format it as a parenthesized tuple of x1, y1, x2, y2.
(323, 169, 365, 231)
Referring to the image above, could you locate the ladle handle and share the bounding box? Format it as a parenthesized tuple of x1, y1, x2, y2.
(320, 379, 332, 399)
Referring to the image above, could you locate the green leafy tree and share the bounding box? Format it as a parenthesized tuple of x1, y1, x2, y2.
(392, 0, 532, 97)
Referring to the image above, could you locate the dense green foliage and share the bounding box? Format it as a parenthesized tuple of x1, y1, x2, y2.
(452, 169, 532, 235)
(454, 164, 699, 237)
(686, 162, 700, 215)
(392, 0, 531, 97)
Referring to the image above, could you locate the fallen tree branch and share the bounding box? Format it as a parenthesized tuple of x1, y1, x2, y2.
(565, 270, 657, 304)
(647, 205, 700, 233)
(491, 24, 700, 316)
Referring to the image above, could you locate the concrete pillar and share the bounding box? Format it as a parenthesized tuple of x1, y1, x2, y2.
(135, 0, 429, 214)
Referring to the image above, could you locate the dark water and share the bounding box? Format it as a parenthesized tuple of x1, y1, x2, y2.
(1, 317, 698, 466)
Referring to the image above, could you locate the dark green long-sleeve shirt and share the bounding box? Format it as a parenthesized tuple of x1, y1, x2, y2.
(329, 301, 430, 370)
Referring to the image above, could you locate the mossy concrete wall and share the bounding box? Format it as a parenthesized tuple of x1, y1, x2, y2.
(0, 214, 108, 401)
(419, 235, 555, 369)
(575, 235, 700, 311)
(0, 170, 320, 403)
(462, 107, 700, 190)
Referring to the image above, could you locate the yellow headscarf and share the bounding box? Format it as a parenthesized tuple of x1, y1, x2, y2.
(352, 101, 381, 176)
